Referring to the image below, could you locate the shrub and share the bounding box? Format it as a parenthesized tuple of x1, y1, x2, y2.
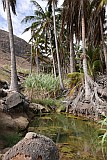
(24, 74, 60, 99)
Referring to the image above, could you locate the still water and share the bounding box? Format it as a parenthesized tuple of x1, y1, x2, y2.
(28, 113, 107, 160)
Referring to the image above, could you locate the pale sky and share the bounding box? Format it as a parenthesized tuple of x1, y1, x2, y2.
(0, 0, 63, 42)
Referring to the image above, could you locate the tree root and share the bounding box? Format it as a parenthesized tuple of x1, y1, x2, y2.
(67, 75, 107, 117)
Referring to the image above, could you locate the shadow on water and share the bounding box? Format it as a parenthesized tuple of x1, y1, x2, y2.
(28, 113, 107, 160)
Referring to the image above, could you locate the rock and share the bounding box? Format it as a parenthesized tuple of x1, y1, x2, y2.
(13, 116, 29, 131)
(0, 111, 29, 131)
(1, 91, 25, 111)
(0, 80, 8, 89)
(2, 132, 59, 160)
(29, 103, 49, 113)
(0, 112, 18, 130)
(0, 89, 7, 98)
(5, 91, 23, 109)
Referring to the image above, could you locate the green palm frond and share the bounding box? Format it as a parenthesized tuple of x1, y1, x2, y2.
(22, 26, 31, 34)
(21, 16, 36, 23)
(31, 0, 45, 14)
(2, 0, 16, 15)
(34, 10, 45, 18)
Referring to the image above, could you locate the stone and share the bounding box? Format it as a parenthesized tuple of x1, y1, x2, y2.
(0, 112, 18, 130)
(1, 91, 25, 111)
(6, 92, 23, 109)
(29, 103, 49, 113)
(2, 132, 59, 160)
(0, 89, 7, 98)
(13, 116, 29, 131)
(0, 80, 8, 89)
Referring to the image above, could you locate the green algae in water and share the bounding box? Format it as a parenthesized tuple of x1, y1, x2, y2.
(29, 113, 107, 160)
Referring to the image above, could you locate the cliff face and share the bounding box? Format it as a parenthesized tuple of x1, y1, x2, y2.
(0, 29, 30, 58)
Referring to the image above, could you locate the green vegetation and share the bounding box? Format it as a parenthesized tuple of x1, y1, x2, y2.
(99, 117, 107, 156)
(24, 73, 60, 99)
(0, 133, 22, 148)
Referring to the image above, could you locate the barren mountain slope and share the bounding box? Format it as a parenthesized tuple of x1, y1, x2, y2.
(0, 29, 30, 58)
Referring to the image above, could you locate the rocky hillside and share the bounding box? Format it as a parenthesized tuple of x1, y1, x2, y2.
(0, 29, 32, 80)
(0, 29, 30, 58)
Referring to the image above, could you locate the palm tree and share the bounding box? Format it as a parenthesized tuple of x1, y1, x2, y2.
(81, 0, 91, 100)
(46, 0, 64, 90)
(2, 0, 19, 91)
(62, 0, 91, 99)
(88, 0, 107, 73)
(62, 0, 76, 73)
(22, 0, 57, 78)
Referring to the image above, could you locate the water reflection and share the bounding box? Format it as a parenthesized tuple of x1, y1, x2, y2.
(29, 113, 107, 160)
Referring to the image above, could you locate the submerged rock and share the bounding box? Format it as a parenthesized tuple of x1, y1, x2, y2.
(2, 132, 59, 160)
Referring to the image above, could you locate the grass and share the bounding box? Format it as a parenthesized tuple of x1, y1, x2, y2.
(24, 73, 60, 99)
(0, 133, 22, 147)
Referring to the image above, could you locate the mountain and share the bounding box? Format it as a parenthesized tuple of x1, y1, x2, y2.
(0, 29, 31, 79)
(0, 29, 30, 58)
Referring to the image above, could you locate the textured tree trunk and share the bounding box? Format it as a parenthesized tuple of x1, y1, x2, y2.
(35, 48, 39, 74)
(100, 17, 107, 74)
(49, 29, 57, 79)
(81, 0, 90, 100)
(6, 0, 18, 91)
(70, 25, 76, 73)
(52, 1, 64, 90)
(30, 30, 33, 74)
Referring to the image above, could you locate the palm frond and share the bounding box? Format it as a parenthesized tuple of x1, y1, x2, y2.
(21, 16, 36, 23)
(31, 0, 45, 14)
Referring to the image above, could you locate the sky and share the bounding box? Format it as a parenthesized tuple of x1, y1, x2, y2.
(0, 0, 63, 42)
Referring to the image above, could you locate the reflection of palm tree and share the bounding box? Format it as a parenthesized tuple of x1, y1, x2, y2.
(2, 0, 18, 91)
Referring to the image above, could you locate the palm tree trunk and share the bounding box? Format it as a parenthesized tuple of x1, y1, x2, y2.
(70, 24, 76, 73)
(6, 0, 18, 91)
(35, 48, 39, 74)
(30, 29, 33, 74)
(100, 17, 107, 74)
(81, 0, 90, 100)
(52, 1, 64, 90)
(48, 29, 57, 79)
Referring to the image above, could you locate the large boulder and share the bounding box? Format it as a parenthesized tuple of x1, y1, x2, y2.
(13, 116, 29, 131)
(0, 91, 28, 111)
(2, 132, 59, 160)
(0, 111, 29, 131)
(2, 91, 23, 110)
(0, 112, 17, 131)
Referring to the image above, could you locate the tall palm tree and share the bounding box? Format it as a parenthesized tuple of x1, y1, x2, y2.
(81, 0, 91, 100)
(2, 0, 18, 91)
(22, 0, 57, 78)
(62, 0, 76, 73)
(62, 0, 91, 99)
(88, 0, 107, 73)
(46, 0, 64, 90)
